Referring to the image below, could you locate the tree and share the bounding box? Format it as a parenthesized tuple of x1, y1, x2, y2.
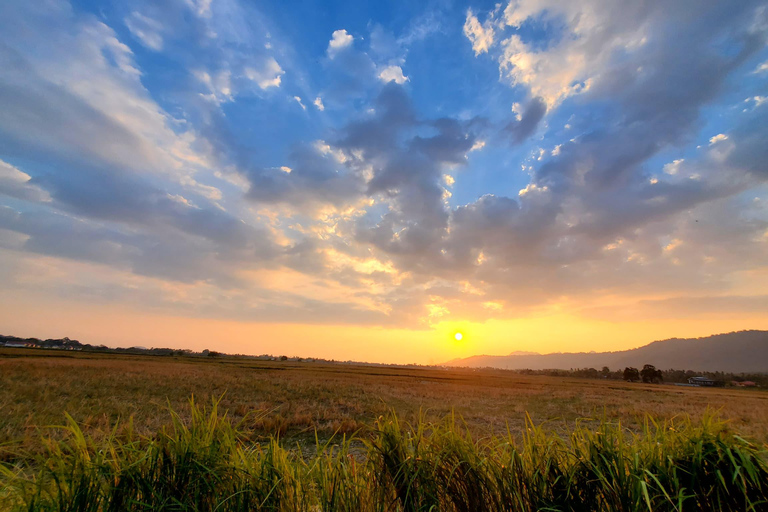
(623, 367, 640, 382)
(641, 364, 663, 384)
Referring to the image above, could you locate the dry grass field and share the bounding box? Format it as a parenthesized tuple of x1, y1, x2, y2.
(3, 348, 768, 511)
(2, 347, 767, 452)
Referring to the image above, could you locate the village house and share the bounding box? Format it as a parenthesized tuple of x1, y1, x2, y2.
(688, 376, 716, 386)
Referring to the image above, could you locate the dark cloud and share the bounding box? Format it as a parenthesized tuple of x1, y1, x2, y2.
(334, 84, 483, 260)
(245, 145, 364, 208)
(505, 97, 546, 144)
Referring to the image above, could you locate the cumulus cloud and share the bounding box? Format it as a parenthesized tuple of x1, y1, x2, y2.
(378, 65, 409, 84)
(327, 29, 354, 58)
(313, 96, 325, 111)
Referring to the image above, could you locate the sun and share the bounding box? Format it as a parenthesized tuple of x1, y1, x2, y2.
(454, 332, 463, 341)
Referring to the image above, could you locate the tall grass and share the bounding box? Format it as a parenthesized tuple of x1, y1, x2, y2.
(1, 400, 766, 511)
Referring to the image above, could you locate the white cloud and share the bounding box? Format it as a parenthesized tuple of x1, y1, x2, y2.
(744, 95, 767, 109)
(663, 158, 684, 175)
(470, 140, 486, 152)
(378, 65, 409, 84)
(463, 9, 495, 55)
(0, 159, 31, 183)
(194, 69, 233, 104)
(0, 159, 52, 202)
(709, 133, 728, 145)
(754, 60, 768, 73)
(294, 96, 306, 110)
(185, 0, 213, 19)
(245, 57, 284, 90)
(124, 12, 164, 51)
(467, 1, 655, 106)
(327, 29, 353, 58)
(313, 96, 325, 111)
(0, 0, 215, 195)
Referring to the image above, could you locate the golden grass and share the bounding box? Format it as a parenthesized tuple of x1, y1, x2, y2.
(2, 347, 767, 456)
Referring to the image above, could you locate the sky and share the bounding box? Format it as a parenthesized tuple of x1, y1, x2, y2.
(1, 0, 767, 364)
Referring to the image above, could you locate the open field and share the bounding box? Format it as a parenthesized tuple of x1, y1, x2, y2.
(0, 349, 768, 512)
(2, 347, 767, 448)
(2, 348, 768, 511)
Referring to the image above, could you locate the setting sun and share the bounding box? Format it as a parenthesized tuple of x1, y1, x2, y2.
(454, 332, 463, 341)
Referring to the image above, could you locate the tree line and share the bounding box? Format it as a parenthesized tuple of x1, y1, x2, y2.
(514, 365, 766, 387)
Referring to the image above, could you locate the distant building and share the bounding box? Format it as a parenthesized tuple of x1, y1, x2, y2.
(4, 341, 32, 348)
(688, 376, 716, 386)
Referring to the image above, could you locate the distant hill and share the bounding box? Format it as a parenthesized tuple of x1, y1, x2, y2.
(445, 330, 768, 373)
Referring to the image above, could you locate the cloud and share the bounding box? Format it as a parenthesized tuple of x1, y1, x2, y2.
(1, 0, 767, 332)
(709, 133, 729, 145)
(505, 96, 546, 143)
(464, 0, 768, 111)
(0, 0, 280, 286)
(124, 11, 164, 50)
(327, 29, 353, 58)
(378, 65, 409, 84)
(334, 85, 482, 261)
(244, 142, 364, 209)
(663, 159, 685, 176)
(0, 30, 198, 181)
(245, 57, 284, 89)
(194, 69, 233, 104)
(0, 159, 51, 203)
(186, 0, 213, 19)
(463, 9, 495, 55)
(744, 96, 767, 110)
(174, 0, 289, 107)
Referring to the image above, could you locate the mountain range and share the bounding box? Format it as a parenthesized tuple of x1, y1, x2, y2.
(445, 330, 768, 373)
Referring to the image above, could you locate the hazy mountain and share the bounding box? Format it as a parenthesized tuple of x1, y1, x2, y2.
(445, 330, 768, 373)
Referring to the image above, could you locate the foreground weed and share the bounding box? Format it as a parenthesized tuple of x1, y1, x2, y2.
(1, 401, 766, 511)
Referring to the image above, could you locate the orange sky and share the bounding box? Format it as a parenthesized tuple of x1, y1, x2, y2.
(3, 289, 767, 365)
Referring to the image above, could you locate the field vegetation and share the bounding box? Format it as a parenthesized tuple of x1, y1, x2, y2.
(1, 348, 768, 510)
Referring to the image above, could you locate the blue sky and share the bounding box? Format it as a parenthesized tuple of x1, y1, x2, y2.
(0, 0, 767, 361)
